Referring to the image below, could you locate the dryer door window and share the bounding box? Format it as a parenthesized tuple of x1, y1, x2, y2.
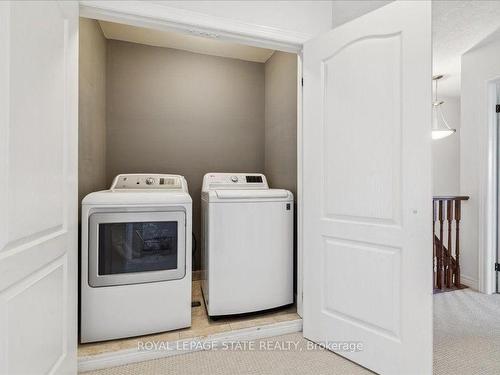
(98, 221, 178, 275)
(88, 211, 186, 287)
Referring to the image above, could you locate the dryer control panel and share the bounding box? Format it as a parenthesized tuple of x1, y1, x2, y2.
(110, 174, 184, 190)
(202, 173, 268, 191)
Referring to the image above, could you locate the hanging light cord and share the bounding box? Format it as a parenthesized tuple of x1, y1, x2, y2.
(434, 78, 438, 104)
(432, 75, 455, 134)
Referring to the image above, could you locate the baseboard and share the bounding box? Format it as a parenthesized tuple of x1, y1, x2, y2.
(460, 274, 478, 290)
(78, 319, 303, 373)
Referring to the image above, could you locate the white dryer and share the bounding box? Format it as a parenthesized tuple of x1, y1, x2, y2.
(80, 174, 192, 343)
(201, 173, 293, 316)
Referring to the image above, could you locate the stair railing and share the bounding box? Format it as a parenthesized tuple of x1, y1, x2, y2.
(432, 196, 469, 291)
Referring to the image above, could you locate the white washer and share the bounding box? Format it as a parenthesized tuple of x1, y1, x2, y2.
(80, 174, 192, 343)
(201, 173, 293, 316)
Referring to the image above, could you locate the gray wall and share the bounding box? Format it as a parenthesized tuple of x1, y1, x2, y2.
(79, 18, 107, 211)
(106, 40, 265, 269)
(264, 51, 297, 197)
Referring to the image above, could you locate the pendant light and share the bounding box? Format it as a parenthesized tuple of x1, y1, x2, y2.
(432, 75, 456, 140)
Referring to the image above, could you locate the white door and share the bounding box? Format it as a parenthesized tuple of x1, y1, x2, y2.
(302, 1, 432, 374)
(0, 1, 78, 374)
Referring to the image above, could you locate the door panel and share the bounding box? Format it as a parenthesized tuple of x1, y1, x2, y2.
(323, 34, 401, 224)
(0, 1, 78, 374)
(323, 239, 401, 338)
(303, 1, 432, 374)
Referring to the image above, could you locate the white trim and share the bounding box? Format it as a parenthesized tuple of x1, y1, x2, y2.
(0, 0, 10, 264)
(460, 274, 479, 291)
(296, 53, 303, 318)
(479, 79, 500, 294)
(79, 1, 306, 53)
(78, 319, 303, 372)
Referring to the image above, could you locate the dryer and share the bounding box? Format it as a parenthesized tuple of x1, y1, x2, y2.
(80, 174, 192, 343)
(201, 173, 293, 316)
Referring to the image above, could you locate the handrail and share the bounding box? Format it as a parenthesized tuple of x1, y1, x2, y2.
(433, 196, 470, 201)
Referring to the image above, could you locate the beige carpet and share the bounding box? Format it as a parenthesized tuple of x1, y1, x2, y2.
(81, 333, 372, 375)
(433, 289, 500, 375)
(83, 289, 500, 375)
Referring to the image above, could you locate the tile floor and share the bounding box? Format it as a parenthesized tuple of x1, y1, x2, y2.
(78, 280, 299, 357)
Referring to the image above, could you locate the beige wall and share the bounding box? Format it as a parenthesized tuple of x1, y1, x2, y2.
(79, 19, 107, 210)
(264, 51, 297, 197)
(106, 40, 265, 269)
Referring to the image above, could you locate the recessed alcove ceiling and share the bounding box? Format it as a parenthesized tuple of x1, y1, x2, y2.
(98, 20, 275, 63)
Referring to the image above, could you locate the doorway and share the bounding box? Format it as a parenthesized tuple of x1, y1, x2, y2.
(432, 3, 500, 373)
(78, 13, 303, 372)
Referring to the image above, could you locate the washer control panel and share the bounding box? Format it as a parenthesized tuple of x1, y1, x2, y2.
(202, 173, 268, 191)
(111, 174, 183, 190)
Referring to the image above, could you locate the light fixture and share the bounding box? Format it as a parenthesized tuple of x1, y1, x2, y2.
(432, 75, 456, 140)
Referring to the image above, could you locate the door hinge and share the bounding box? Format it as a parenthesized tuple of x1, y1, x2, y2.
(495, 263, 500, 271)
(301, 77, 304, 87)
(496, 104, 500, 113)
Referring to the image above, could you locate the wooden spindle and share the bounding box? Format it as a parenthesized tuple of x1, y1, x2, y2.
(454, 200, 461, 288)
(432, 196, 469, 293)
(433, 200, 437, 289)
(446, 200, 453, 288)
(437, 200, 444, 290)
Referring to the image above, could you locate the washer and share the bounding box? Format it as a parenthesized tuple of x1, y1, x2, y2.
(80, 174, 192, 343)
(201, 173, 293, 316)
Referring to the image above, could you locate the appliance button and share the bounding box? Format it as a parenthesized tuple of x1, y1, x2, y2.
(230, 176, 238, 183)
(146, 177, 155, 185)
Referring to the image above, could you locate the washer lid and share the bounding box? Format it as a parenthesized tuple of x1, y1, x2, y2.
(210, 189, 292, 201)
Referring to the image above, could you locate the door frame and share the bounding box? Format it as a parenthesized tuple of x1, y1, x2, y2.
(482, 78, 500, 294)
(79, 1, 309, 52)
(79, 0, 307, 315)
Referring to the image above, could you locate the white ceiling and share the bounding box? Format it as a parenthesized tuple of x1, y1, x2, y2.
(433, 0, 500, 97)
(98, 21, 275, 63)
